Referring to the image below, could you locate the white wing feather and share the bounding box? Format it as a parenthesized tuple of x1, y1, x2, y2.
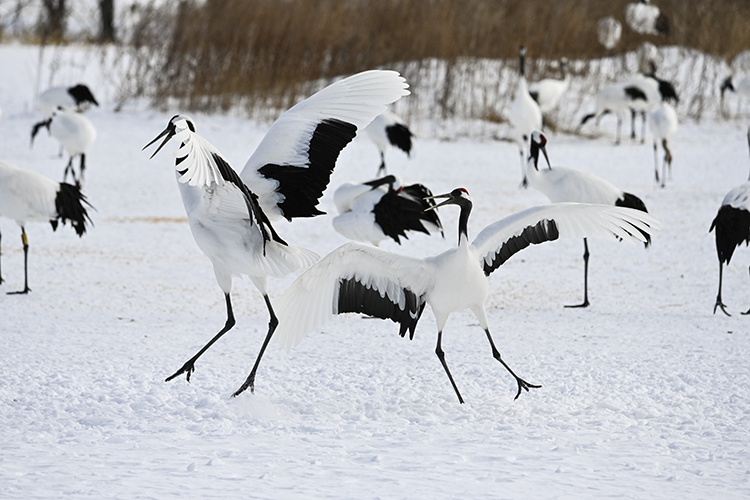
(472, 203, 660, 271)
(274, 242, 432, 352)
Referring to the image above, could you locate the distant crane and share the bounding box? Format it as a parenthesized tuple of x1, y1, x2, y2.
(143, 70, 409, 396)
(0, 160, 92, 294)
(625, 0, 669, 36)
(31, 84, 98, 152)
(31, 109, 97, 187)
(525, 131, 651, 307)
(529, 58, 570, 129)
(332, 175, 443, 246)
(509, 46, 543, 187)
(363, 110, 414, 175)
(720, 75, 750, 117)
(710, 127, 750, 316)
(270, 188, 658, 403)
(649, 101, 678, 187)
(598, 17, 622, 51)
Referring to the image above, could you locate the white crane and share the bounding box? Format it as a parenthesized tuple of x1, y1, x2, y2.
(509, 46, 543, 187)
(580, 64, 678, 144)
(363, 110, 414, 175)
(31, 109, 97, 187)
(31, 84, 98, 150)
(525, 131, 651, 307)
(710, 127, 750, 316)
(142, 70, 409, 396)
(332, 175, 443, 246)
(625, 0, 669, 36)
(720, 75, 750, 116)
(269, 188, 658, 403)
(529, 58, 570, 129)
(649, 101, 678, 187)
(598, 17, 622, 51)
(0, 160, 92, 294)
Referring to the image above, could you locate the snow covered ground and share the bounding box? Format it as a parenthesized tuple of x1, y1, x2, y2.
(1, 44, 750, 499)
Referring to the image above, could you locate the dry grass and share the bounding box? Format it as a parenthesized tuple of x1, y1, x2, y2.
(117, 0, 750, 118)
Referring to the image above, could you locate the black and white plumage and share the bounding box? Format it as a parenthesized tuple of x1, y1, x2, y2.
(332, 175, 443, 246)
(598, 17, 622, 50)
(143, 70, 410, 397)
(0, 160, 92, 294)
(31, 109, 97, 187)
(271, 188, 658, 403)
(529, 58, 570, 129)
(625, 0, 669, 37)
(649, 101, 678, 187)
(363, 110, 414, 175)
(509, 46, 543, 187)
(720, 75, 750, 115)
(31, 84, 98, 150)
(580, 64, 678, 144)
(525, 131, 651, 307)
(710, 127, 750, 316)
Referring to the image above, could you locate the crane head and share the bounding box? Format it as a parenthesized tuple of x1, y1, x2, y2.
(530, 131, 552, 170)
(143, 115, 195, 159)
(424, 188, 471, 211)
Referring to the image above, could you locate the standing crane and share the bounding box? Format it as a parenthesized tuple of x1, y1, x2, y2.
(509, 46, 543, 187)
(143, 70, 409, 395)
(0, 160, 92, 294)
(363, 110, 414, 175)
(32, 109, 97, 187)
(265, 189, 658, 403)
(525, 131, 651, 307)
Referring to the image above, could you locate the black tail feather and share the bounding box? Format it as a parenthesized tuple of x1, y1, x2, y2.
(53, 183, 93, 237)
(616, 192, 651, 247)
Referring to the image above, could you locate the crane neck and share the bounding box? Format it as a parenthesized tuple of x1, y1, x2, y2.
(456, 199, 472, 246)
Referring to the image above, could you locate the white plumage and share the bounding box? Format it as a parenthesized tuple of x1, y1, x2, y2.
(363, 110, 414, 174)
(710, 127, 750, 316)
(45, 109, 98, 187)
(332, 175, 443, 246)
(649, 101, 678, 187)
(509, 46, 543, 186)
(625, 0, 668, 36)
(36, 84, 98, 116)
(272, 188, 659, 403)
(143, 70, 410, 396)
(598, 17, 622, 50)
(0, 160, 91, 294)
(525, 131, 651, 307)
(529, 58, 570, 126)
(720, 74, 750, 117)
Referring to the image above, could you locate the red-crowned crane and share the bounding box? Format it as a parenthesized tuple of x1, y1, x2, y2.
(529, 58, 570, 129)
(710, 127, 750, 316)
(31, 109, 97, 187)
(509, 46, 543, 187)
(625, 0, 669, 36)
(363, 110, 414, 175)
(265, 188, 658, 403)
(649, 101, 678, 187)
(143, 70, 410, 395)
(31, 84, 98, 153)
(0, 160, 92, 294)
(525, 131, 651, 307)
(332, 175, 443, 246)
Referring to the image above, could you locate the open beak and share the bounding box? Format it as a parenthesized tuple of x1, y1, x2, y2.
(424, 192, 453, 212)
(143, 126, 176, 159)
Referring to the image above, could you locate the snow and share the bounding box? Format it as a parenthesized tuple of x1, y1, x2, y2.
(1, 44, 750, 499)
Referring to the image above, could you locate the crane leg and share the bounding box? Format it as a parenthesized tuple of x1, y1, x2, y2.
(8, 227, 30, 295)
(519, 142, 528, 188)
(78, 153, 86, 189)
(615, 114, 622, 145)
(63, 157, 75, 185)
(742, 266, 750, 315)
(640, 112, 646, 144)
(565, 238, 590, 308)
(435, 329, 465, 404)
(376, 152, 386, 176)
(713, 262, 730, 316)
(232, 295, 279, 397)
(165, 293, 236, 382)
(630, 109, 637, 141)
(653, 142, 660, 183)
(484, 328, 541, 400)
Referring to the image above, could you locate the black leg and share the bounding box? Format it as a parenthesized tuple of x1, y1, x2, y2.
(78, 153, 86, 188)
(640, 112, 646, 144)
(566, 238, 590, 308)
(519, 144, 528, 188)
(742, 266, 750, 315)
(630, 109, 636, 141)
(435, 329, 464, 404)
(653, 142, 660, 183)
(377, 152, 386, 175)
(63, 157, 75, 184)
(484, 328, 541, 400)
(233, 295, 279, 397)
(165, 292, 236, 382)
(8, 227, 30, 295)
(714, 262, 731, 316)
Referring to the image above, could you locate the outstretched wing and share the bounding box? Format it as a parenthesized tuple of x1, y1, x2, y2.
(472, 203, 660, 277)
(240, 70, 410, 221)
(274, 242, 433, 352)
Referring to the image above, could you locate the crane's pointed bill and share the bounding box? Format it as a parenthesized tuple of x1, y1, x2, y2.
(143, 127, 176, 159)
(424, 193, 452, 212)
(541, 144, 551, 170)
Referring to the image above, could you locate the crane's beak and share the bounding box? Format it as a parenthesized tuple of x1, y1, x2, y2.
(364, 175, 396, 190)
(423, 192, 453, 211)
(540, 144, 552, 170)
(143, 126, 176, 159)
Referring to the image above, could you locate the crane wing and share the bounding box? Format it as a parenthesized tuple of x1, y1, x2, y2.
(274, 242, 433, 352)
(240, 70, 409, 221)
(472, 203, 660, 277)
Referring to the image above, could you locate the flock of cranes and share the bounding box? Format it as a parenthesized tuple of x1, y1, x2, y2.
(2, 1, 750, 401)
